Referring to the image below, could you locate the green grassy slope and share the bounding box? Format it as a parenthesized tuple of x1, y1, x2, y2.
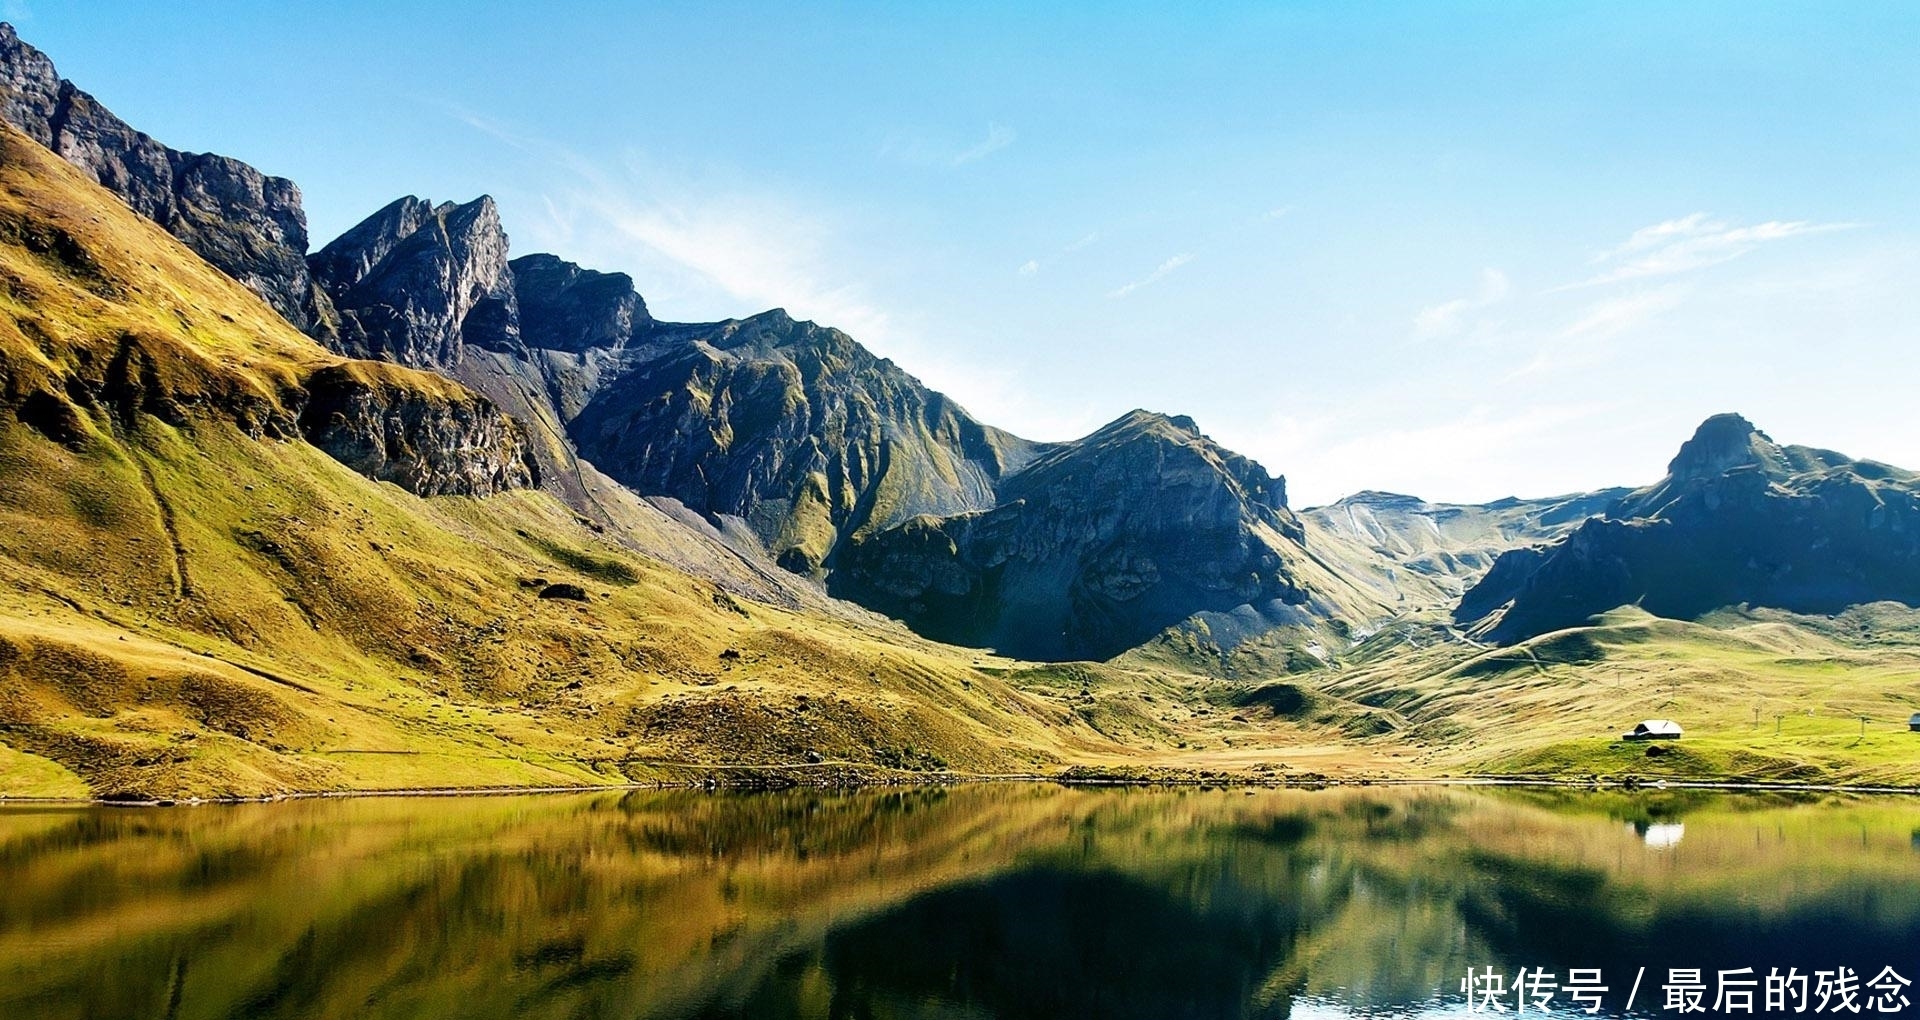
(3, 117, 1917, 799)
(1323, 605, 1920, 786)
(0, 123, 1151, 799)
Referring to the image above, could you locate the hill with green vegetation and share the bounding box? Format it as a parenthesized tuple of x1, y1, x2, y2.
(0, 121, 1148, 799)
(3, 21, 1920, 800)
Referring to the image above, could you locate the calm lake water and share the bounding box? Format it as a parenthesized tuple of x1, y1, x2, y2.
(3, 784, 1918, 1019)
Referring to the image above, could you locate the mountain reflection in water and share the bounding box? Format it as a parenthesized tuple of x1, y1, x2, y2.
(2, 785, 1917, 1019)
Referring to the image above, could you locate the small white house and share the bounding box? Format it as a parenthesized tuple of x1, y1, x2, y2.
(1623, 719, 1683, 741)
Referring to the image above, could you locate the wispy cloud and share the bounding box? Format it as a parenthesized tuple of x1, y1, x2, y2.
(1505, 284, 1692, 381)
(881, 122, 1017, 167)
(1558, 285, 1690, 341)
(953, 122, 1017, 164)
(1107, 252, 1194, 298)
(1017, 231, 1100, 277)
(442, 106, 902, 344)
(1564, 213, 1859, 289)
(1413, 268, 1510, 339)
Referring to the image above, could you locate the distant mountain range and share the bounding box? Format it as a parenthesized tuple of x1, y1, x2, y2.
(3, 19, 1916, 673)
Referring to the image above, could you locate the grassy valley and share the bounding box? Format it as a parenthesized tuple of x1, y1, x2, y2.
(1, 80, 1919, 802)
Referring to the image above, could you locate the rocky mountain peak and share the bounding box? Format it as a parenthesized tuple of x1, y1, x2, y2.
(1666, 412, 1777, 481)
(1031, 409, 1289, 515)
(308, 195, 436, 298)
(510, 253, 651, 353)
(311, 195, 519, 368)
(0, 22, 330, 334)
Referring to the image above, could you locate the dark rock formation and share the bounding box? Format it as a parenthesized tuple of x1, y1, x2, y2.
(834, 410, 1345, 660)
(569, 309, 1037, 574)
(309, 196, 520, 368)
(511, 253, 649, 353)
(298, 364, 538, 497)
(1459, 414, 1920, 643)
(0, 23, 330, 333)
(537, 582, 589, 601)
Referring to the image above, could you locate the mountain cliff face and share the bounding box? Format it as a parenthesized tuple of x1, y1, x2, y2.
(1459, 414, 1920, 643)
(833, 411, 1376, 660)
(0, 121, 534, 502)
(511, 253, 651, 353)
(569, 311, 1038, 574)
(309, 196, 520, 368)
(0, 23, 330, 334)
(1301, 488, 1628, 613)
(299, 363, 538, 496)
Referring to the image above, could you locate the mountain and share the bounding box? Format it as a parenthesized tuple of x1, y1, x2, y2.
(0, 23, 331, 335)
(833, 411, 1387, 661)
(309, 194, 1391, 661)
(1459, 414, 1920, 643)
(1301, 487, 1628, 613)
(307, 196, 1038, 575)
(567, 308, 1038, 574)
(0, 116, 1101, 798)
(310, 195, 521, 368)
(0, 125, 534, 500)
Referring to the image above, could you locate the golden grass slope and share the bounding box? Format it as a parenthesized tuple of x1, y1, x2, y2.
(4, 117, 1919, 799)
(0, 123, 1156, 799)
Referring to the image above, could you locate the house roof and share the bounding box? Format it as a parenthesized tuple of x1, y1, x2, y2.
(1634, 719, 1682, 732)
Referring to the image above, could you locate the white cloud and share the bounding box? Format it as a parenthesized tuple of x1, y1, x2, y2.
(1413, 268, 1510, 339)
(1107, 252, 1194, 298)
(1261, 403, 1618, 507)
(1018, 233, 1101, 277)
(1566, 213, 1859, 289)
(953, 122, 1017, 164)
(1558, 285, 1690, 342)
(1505, 284, 1692, 381)
(881, 122, 1017, 167)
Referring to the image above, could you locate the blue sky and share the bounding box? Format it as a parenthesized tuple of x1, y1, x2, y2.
(17, 2, 1920, 505)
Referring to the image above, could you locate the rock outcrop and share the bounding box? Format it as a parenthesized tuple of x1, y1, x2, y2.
(298, 364, 539, 497)
(309, 196, 520, 368)
(834, 410, 1368, 660)
(1459, 414, 1920, 643)
(0, 22, 330, 334)
(569, 309, 1038, 573)
(511, 253, 650, 353)
(0, 120, 536, 502)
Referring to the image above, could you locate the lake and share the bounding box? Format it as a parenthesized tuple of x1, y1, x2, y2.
(2, 784, 1917, 1019)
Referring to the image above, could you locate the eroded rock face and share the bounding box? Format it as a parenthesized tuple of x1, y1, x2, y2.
(1460, 414, 1920, 643)
(0, 23, 330, 333)
(298, 364, 539, 497)
(510, 253, 649, 353)
(309, 196, 521, 369)
(834, 410, 1323, 660)
(570, 309, 1037, 574)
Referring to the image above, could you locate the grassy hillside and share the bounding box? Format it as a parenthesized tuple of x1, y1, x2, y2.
(3, 117, 1919, 800)
(0, 123, 1167, 799)
(1321, 604, 1920, 786)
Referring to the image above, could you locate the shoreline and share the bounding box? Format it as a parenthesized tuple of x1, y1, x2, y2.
(3, 766, 1917, 808)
